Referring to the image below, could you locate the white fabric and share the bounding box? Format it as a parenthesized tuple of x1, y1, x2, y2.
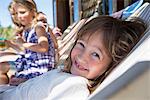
(0, 69, 90, 100)
(0, 55, 20, 62)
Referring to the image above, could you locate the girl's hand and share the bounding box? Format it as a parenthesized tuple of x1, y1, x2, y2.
(4, 40, 11, 45)
(36, 21, 47, 29)
(0, 40, 9, 51)
(15, 35, 25, 44)
(9, 77, 28, 86)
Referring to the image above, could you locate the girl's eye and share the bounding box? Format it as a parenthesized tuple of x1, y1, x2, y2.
(79, 42, 84, 48)
(76, 41, 85, 48)
(92, 52, 100, 59)
(20, 11, 26, 14)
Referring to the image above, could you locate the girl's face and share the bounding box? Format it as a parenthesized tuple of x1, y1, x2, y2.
(71, 33, 112, 79)
(37, 13, 47, 24)
(16, 4, 34, 26)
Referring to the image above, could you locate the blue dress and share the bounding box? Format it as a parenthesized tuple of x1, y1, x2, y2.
(14, 28, 55, 79)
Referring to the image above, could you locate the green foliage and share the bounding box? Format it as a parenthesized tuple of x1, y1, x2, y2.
(0, 25, 15, 40)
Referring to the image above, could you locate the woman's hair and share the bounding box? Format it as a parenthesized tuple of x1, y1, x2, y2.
(63, 15, 146, 92)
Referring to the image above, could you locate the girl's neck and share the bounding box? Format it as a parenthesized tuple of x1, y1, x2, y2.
(24, 24, 32, 30)
(24, 20, 34, 30)
(24, 27, 32, 33)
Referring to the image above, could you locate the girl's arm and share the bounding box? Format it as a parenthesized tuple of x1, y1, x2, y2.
(0, 51, 17, 56)
(22, 25, 49, 53)
(1, 39, 24, 53)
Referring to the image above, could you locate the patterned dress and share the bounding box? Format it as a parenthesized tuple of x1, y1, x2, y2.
(14, 28, 55, 79)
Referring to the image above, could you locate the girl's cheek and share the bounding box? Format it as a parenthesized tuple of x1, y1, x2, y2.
(71, 48, 77, 58)
(71, 47, 80, 59)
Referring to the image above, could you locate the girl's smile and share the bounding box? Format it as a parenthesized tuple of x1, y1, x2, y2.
(71, 33, 112, 79)
(74, 57, 89, 71)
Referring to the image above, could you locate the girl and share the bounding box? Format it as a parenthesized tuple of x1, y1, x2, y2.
(8, 1, 23, 33)
(0, 0, 55, 86)
(36, 12, 59, 63)
(0, 1, 23, 84)
(0, 16, 146, 99)
(36, 12, 58, 49)
(1, 1, 24, 54)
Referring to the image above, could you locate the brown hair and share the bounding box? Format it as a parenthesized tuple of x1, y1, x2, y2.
(13, 0, 37, 12)
(8, 1, 20, 27)
(35, 12, 47, 24)
(8, 1, 24, 35)
(63, 15, 146, 92)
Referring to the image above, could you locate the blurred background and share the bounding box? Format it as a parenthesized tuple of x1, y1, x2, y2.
(1, 0, 149, 37)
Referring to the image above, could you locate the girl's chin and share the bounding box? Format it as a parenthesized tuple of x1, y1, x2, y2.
(71, 68, 79, 75)
(71, 67, 81, 76)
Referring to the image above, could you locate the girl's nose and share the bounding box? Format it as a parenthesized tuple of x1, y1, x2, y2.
(17, 13, 22, 20)
(76, 52, 88, 64)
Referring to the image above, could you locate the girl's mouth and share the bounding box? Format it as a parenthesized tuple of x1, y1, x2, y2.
(74, 60, 89, 71)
